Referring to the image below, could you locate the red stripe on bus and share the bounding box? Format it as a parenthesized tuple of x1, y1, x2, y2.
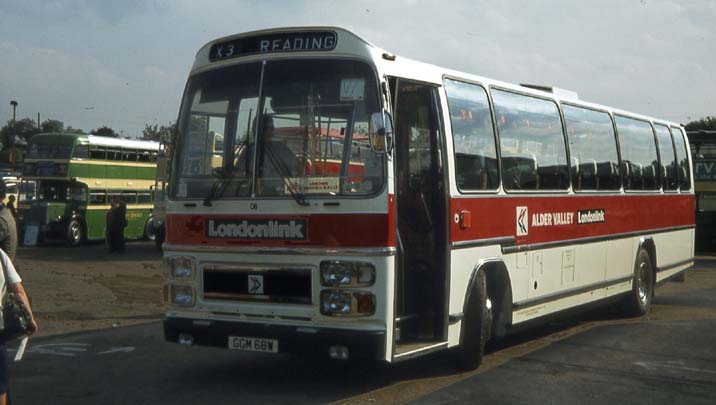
(166, 195, 396, 248)
(449, 194, 695, 245)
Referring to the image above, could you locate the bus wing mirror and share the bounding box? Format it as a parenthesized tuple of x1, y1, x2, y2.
(369, 112, 393, 154)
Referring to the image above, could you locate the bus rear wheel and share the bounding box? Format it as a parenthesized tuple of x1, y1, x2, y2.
(456, 271, 492, 371)
(623, 248, 654, 317)
(67, 219, 84, 247)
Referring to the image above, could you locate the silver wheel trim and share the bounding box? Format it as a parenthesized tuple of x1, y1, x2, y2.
(637, 261, 649, 305)
(71, 223, 81, 243)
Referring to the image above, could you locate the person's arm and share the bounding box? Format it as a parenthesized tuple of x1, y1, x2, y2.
(8, 282, 38, 335)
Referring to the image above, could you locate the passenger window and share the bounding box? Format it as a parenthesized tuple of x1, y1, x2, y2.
(654, 124, 678, 191)
(107, 148, 122, 160)
(90, 191, 107, 205)
(615, 116, 659, 191)
(90, 146, 106, 159)
(444, 79, 498, 191)
(672, 127, 691, 191)
(122, 190, 138, 204)
(123, 149, 137, 161)
(492, 89, 568, 190)
(562, 105, 620, 191)
(137, 192, 152, 204)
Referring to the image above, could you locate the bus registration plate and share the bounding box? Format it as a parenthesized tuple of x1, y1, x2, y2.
(228, 336, 279, 353)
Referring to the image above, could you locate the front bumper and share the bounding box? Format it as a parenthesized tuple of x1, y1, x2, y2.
(163, 317, 386, 360)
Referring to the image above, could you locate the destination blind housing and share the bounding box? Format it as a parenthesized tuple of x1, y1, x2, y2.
(209, 31, 337, 61)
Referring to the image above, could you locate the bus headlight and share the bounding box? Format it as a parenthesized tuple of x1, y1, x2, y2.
(169, 284, 195, 306)
(163, 256, 195, 279)
(320, 290, 375, 316)
(321, 290, 352, 315)
(320, 261, 375, 287)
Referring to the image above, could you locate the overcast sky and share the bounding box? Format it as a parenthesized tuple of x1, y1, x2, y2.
(1, 0, 714, 137)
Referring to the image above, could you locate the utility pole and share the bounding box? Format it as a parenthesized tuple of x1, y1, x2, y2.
(37, 113, 41, 129)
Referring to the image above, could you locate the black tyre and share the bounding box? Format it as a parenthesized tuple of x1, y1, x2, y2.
(456, 271, 492, 371)
(623, 248, 654, 317)
(155, 224, 165, 252)
(144, 217, 157, 241)
(67, 219, 83, 247)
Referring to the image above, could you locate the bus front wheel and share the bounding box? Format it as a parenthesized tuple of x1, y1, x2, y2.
(623, 248, 654, 317)
(456, 271, 492, 371)
(67, 219, 84, 247)
(144, 218, 157, 241)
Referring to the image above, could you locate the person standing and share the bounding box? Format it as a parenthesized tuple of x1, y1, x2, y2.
(0, 184, 37, 405)
(5, 197, 15, 219)
(0, 185, 17, 261)
(111, 198, 128, 254)
(0, 248, 38, 405)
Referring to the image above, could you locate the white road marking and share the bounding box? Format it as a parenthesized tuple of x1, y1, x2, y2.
(634, 360, 716, 375)
(98, 347, 135, 355)
(26, 343, 90, 357)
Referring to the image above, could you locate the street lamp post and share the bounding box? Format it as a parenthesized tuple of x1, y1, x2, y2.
(10, 100, 18, 139)
(9, 100, 18, 163)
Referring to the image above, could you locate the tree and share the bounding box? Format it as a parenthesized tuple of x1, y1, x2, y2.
(685, 116, 716, 132)
(142, 122, 176, 143)
(64, 126, 85, 134)
(41, 119, 64, 133)
(92, 126, 118, 137)
(0, 117, 40, 149)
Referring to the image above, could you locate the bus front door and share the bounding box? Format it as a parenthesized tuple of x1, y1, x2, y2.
(391, 79, 449, 357)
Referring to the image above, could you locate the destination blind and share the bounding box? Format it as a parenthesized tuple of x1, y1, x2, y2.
(209, 31, 337, 61)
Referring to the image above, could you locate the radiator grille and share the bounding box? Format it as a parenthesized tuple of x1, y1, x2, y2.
(203, 266, 312, 305)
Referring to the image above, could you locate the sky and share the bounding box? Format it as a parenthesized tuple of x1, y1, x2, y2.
(1, 0, 714, 138)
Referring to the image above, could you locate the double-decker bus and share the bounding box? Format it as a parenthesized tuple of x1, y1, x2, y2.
(687, 130, 716, 252)
(18, 133, 160, 246)
(162, 27, 694, 369)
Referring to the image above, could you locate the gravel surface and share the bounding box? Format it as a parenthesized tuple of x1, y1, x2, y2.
(14, 241, 164, 337)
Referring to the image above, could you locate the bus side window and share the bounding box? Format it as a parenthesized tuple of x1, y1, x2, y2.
(562, 104, 621, 191)
(108, 148, 121, 161)
(138, 150, 152, 162)
(492, 89, 568, 191)
(616, 116, 660, 191)
(90, 191, 107, 205)
(122, 190, 138, 204)
(654, 124, 678, 191)
(672, 127, 691, 191)
(444, 79, 498, 191)
(123, 149, 138, 162)
(90, 146, 106, 159)
(138, 192, 151, 204)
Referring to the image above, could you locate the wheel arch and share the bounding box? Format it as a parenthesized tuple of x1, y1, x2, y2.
(463, 258, 513, 340)
(637, 236, 657, 276)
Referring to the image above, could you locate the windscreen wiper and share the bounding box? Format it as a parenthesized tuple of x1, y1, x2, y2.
(203, 140, 252, 206)
(203, 166, 235, 207)
(262, 142, 309, 207)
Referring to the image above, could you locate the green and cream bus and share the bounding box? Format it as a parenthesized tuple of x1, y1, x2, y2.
(18, 133, 160, 246)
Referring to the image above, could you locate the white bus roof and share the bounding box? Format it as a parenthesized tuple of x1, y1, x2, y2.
(193, 26, 683, 129)
(85, 135, 160, 151)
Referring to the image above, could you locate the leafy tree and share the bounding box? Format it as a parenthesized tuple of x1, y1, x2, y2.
(41, 119, 64, 133)
(685, 116, 716, 132)
(0, 117, 40, 149)
(142, 122, 176, 143)
(92, 126, 118, 137)
(64, 126, 85, 134)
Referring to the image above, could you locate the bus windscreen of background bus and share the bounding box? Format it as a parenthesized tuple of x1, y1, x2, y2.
(688, 130, 716, 252)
